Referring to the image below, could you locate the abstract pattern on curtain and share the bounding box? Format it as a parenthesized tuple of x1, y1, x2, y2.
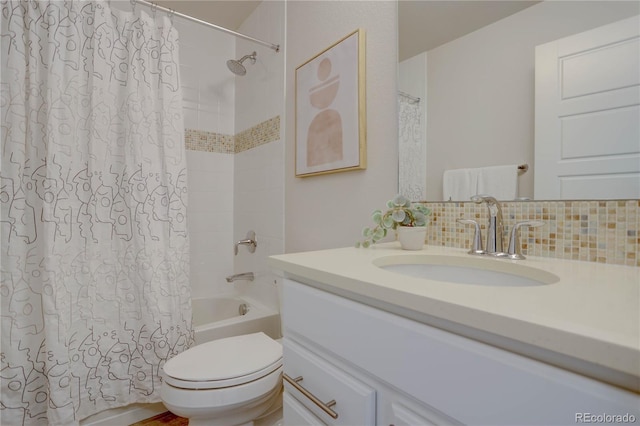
(1, 1, 193, 424)
(398, 95, 426, 200)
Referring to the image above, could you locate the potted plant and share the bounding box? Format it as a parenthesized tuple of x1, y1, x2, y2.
(356, 194, 431, 250)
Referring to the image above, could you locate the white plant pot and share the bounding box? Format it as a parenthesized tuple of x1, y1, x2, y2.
(396, 226, 427, 250)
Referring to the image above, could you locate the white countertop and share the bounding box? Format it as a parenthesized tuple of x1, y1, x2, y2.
(270, 243, 640, 392)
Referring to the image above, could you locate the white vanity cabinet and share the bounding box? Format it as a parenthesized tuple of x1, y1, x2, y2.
(281, 278, 640, 426)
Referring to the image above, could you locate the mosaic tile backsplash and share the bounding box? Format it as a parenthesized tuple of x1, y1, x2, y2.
(421, 200, 639, 267)
(185, 115, 280, 154)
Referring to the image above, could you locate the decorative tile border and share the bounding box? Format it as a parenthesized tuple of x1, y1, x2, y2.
(185, 129, 234, 153)
(185, 115, 280, 154)
(421, 200, 639, 266)
(235, 116, 280, 153)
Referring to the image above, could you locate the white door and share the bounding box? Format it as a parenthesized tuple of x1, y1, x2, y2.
(534, 15, 640, 199)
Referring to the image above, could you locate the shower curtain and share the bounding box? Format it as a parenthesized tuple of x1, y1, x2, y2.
(1, 1, 193, 424)
(398, 95, 426, 201)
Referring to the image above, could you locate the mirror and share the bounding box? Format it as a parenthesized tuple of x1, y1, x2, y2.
(398, 1, 640, 201)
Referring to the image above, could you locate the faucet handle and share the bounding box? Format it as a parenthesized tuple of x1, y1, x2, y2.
(457, 219, 486, 255)
(505, 221, 544, 260)
(234, 230, 257, 255)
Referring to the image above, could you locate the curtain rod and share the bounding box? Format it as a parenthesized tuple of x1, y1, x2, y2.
(132, 0, 281, 52)
(398, 90, 420, 103)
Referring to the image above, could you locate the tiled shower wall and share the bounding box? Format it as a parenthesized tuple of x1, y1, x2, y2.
(184, 114, 283, 307)
(232, 0, 285, 313)
(177, 0, 284, 307)
(183, 116, 281, 303)
(422, 200, 640, 267)
(176, 9, 237, 300)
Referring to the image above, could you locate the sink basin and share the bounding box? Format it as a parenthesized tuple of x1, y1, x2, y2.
(374, 255, 559, 287)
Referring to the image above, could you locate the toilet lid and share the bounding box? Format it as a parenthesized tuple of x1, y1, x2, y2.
(163, 332, 282, 383)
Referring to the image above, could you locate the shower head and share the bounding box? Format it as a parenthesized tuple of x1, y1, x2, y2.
(226, 51, 257, 76)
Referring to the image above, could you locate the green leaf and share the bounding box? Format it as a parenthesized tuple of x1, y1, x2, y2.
(391, 210, 406, 222)
(362, 240, 371, 248)
(355, 241, 361, 248)
(372, 210, 382, 224)
(392, 194, 408, 206)
(415, 204, 431, 215)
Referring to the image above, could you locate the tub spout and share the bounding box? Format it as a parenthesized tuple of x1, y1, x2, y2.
(225, 272, 254, 283)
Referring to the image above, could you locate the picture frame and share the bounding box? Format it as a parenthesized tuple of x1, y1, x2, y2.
(295, 29, 366, 177)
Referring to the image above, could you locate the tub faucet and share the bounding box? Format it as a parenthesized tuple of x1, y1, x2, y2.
(235, 230, 257, 255)
(226, 272, 254, 283)
(471, 194, 504, 255)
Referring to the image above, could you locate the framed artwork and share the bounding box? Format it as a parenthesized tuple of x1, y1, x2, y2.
(295, 29, 366, 177)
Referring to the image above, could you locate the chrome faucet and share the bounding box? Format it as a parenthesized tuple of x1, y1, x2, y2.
(226, 272, 254, 283)
(456, 219, 486, 255)
(471, 194, 504, 255)
(505, 220, 544, 259)
(462, 195, 545, 260)
(234, 230, 257, 255)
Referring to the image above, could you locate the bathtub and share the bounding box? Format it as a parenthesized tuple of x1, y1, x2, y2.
(192, 296, 281, 344)
(81, 295, 281, 426)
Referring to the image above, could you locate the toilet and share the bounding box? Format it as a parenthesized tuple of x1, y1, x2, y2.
(161, 332, 283, 426)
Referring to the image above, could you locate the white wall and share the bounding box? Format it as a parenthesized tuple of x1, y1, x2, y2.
(425, 1, 639, 201)
(233, 1, 285, 311)
(285, 1, 399, 253)
(186, 151, 235, 299)
(234, 2, 285, 132)
(176, 13, 236, 299)
(234, 141, 284, 311)
(178, 15, 236, 135)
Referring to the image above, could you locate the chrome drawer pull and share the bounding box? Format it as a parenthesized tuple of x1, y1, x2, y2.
(283, 373, 339, 419)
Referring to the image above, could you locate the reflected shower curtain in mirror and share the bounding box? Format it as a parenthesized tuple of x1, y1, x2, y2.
(1, 1, 193, 424)
(398, 95, 426, 200)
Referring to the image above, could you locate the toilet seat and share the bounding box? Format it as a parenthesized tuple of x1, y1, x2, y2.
(163, 332, 282, 390)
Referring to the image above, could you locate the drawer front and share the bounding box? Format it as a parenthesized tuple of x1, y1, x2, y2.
(284, 337, 376, 425)
(385, 400, 462, 426)
(389, 402, 436, 426)
(283, 391, 326, 426)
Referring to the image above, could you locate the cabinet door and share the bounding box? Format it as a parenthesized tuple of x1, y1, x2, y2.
(284, 337, 376, 425)
(386, 401, 461, 426)
(389, 402, 436, 426)
(283, 391, 326, 426)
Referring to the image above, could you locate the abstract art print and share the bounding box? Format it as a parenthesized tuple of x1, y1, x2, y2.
(295, 29, 366, 177)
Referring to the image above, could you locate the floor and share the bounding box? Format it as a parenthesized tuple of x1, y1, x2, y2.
(130, 409, 283, 426)
(130, 411, 187, 426)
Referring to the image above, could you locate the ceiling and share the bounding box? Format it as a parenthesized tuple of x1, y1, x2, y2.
(399, 1, 540, 61)
(157, 0, 261, 30)
(154, 1, 539, 61)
